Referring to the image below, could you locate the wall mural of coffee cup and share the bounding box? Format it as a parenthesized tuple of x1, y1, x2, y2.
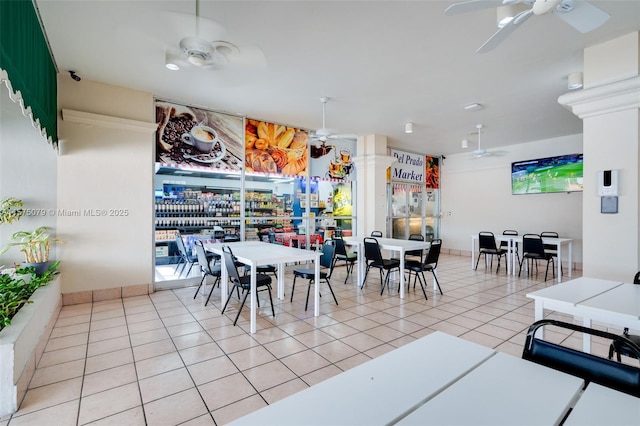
(155, 101, 242, 171)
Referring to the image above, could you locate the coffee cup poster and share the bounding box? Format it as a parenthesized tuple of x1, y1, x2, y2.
(155, 101, 243, 171)
(308, 136, 356, 181)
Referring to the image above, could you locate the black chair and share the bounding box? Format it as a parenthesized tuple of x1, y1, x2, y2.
(405, 233, 425, 263)
(518, 234, 555, 281)
(223, 234, 241, 242)
(609, 272, 640, 362)
(540, 231, 563, 276)
(192, 241, 221, 306)
(370, 230, 383, 237)
(174, 232, 197, 277)
(404, 239, 443, 301)
(220, 245, 274, 326)
(291, 243, 338, 311)
(361, 237, 400, 295)
(474, 231, 507, 273)
(523, 319, 640, 398)
(332, 235, 357, 284)
(500, 230, 519, 265)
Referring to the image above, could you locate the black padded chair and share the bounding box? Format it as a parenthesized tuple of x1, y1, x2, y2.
(609, 272, 640, 362)
(404, 239, 443, 300)
(332, 235, 357, 284)
(361, 237, 400, 295)
(523, 319, 640, 398)
(245, 234, 279, 280)
(192, 241, 221, 306)
(174, 232, 197, 277)
(475, 231, 507, 273)
(518, 234, 555, 281)
(291, 243, 338, 311)
(540, 231, 563, 276)
(500, 230, 520, 265)
(405, 234, 425, 263)
(220, 245, 274, 326)
(370, 230, 383, 237)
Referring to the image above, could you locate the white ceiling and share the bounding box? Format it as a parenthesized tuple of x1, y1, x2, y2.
(35, 0, 640, 156)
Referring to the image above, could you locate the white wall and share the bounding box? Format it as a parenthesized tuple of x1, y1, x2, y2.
(56, 77, 155, 293)
(0, 86, 58, 266)
(441, 134, 583, 267)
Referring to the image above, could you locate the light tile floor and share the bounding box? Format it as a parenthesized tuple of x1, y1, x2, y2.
(4, 254, 626, 426)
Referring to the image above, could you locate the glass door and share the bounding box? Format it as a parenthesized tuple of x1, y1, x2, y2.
(390, 183, 423, 239)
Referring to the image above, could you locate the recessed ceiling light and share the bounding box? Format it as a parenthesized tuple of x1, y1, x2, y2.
(404, 122, 414, 133)
(464, 103, 483, 111)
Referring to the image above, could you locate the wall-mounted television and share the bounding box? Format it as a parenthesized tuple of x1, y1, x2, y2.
(511, 153, 583, 195)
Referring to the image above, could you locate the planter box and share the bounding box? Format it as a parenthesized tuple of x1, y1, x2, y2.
(0, 276, 61, 417)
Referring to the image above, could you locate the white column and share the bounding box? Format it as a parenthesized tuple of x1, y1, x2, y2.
(353, 134, 396, 237)
(558, 32, 640, 281)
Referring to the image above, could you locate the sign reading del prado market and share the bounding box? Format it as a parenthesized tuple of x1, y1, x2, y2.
(391, 149, 424, 183)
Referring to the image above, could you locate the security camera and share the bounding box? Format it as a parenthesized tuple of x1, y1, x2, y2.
(69, 71, 81, 82)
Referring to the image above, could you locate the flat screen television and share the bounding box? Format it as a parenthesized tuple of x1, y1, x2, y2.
(511, 153, 583, 195)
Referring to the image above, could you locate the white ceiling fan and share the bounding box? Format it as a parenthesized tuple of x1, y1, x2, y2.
(467, 124, 506, 158)
(310, 97, 357, 143)
(120, 0, 266, 73)
(445, 0, 611, 53)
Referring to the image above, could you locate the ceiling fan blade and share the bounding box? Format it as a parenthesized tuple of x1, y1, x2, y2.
(476, 8, 533, 53)
(555, 0, 610, 33)
(444, 0, 505, 15)
(328, 133, 358, 141)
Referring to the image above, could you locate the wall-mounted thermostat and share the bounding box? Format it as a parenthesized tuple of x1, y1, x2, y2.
(598, 170, 618, 196)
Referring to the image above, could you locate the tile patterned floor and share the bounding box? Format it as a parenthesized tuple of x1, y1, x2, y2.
(5, 253, 624, 426)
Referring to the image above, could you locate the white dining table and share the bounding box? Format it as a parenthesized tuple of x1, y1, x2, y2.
(563, 382, 640, 425)
(229, 331, 495, 426)
(471, 234, 573, 282)
(343, 236, 432, 298)
(205, 241, 320, 334)
(398, 352, 585, 425)
(527, 277, 626, 352)
(230, 331, 637, 426)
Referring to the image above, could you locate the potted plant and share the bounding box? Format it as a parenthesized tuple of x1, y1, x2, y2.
(0, 197, 24, 224)
(1, 226, 63, 275)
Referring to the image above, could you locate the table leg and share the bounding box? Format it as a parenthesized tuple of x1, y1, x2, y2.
(314, 255, 320, 316)
(568, 242, 572, 278)
(220, 256, 228, 308)
(471, 236, 475, 270)
(557, 243, 563, 283)
(399, 249, 405, 299)
(250, 265, 257, 334)
(277, 263, 284, 299)
(534, 301, 544, 340)
(582, 317, 592, 353)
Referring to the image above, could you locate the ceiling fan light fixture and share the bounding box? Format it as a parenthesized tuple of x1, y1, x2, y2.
(464, 102, 483, 111)
(187, 52, 207, 67)
(568, 72, 583, 90)
(165, 52, 180, 71)
(497, 5, 516, 28)
(404, 122, 414, 134)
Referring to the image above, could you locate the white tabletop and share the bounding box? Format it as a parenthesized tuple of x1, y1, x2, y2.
(564, 383, 640, 426)
(398, 352, 585, 425)
(578, 283, 640, 322)
(230, 332, 495, 426)
(527, 277, 623, 305)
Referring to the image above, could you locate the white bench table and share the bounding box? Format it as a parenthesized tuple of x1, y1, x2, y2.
(527, 277, 625, 352)
(398, 352, 584, 425)
(564, 383, 640, 425)
(230, 332, 494, 425)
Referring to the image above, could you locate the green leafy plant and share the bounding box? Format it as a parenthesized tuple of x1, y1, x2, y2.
(1, 226, 63, 263)
(0, 197, 24, 224)
(0, 261, 59, 330)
